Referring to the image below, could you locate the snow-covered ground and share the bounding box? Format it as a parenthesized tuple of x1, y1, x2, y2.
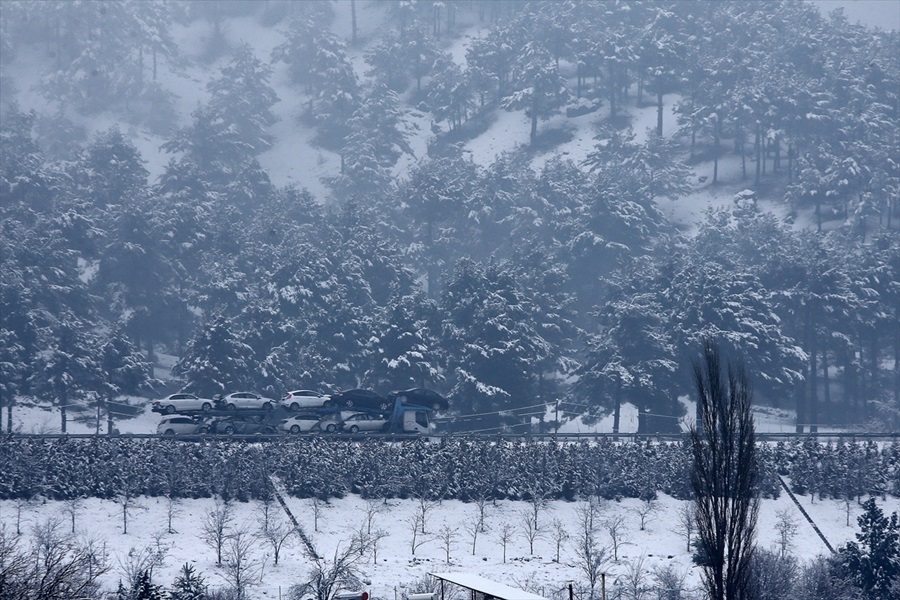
(0, 486, 871, 598)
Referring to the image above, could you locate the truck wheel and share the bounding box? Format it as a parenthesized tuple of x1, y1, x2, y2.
(349, 425, 360, 434)
(201, 402, 212, 412)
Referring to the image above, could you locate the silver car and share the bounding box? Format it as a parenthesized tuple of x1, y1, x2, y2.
(157, 416, 208, 436)
(279, 414, 325, 434)
(217, 392, 277, 411)
(152, 393, 215, 414)
(339, 413, 388, 433)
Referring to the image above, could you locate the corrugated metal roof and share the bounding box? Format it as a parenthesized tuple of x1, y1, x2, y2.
(429, 573, 548, 600)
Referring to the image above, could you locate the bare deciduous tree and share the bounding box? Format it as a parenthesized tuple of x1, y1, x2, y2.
(310, 496, 325, 533)
(774, 508, 798, 558)
(463, 514, 482, 556)
(408, 513, 431, 556)
(632, 499, 658, 531)
(573, 513, 609, 600)
(13, 497, 33, 535)
(498, 523, 514, 564)
(116, 543, 167, 590)
(673, 501, 696, 552)
(652, 565, 689, 600)
(221, 524, 264, 600)
(518, 508, 542, 556)
(257, 494, 276, 533)
(438, 525, 457, 564)
(690, 340, 759, 600)
(604, 515, 628, 561)
(3, 519, 110, 599)
(524, 480, 551, 531)
(622, 554, 652, 600)
(200, 498, 233, 566)
(289, 536, 372, 600)
(364, 498, 387, 535)
(116, 486, 145, 535)
(577, 496, 604, 539)
(369, 528, 389, 564)
(550, 518, 569, 563)
(472, 487, 491, 532)
(258, 512, 294, 566)
(62, 496, 83, 534)
(415, 494, 439, 535)
(166, 494, 182, 535)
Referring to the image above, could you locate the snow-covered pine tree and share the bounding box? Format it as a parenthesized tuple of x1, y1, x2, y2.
(173, 316, 255, 397)
(501, 42, 568, 145)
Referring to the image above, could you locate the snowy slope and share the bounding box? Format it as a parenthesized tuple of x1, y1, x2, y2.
(0, 488, 872, 598)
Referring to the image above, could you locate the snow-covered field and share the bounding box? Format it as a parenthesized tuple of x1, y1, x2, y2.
(0, 484, 869, 598)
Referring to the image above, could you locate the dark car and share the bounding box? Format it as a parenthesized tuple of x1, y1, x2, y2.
(388, 388, 449, 411)
(330, 389, 392, 411)
(208, 416, 277, 435)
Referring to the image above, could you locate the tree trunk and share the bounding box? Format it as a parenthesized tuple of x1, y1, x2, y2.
(530, 113, 538, 145)
(612, 377, 622, 441)
(755, 123, 762, 186)
(788, 143, 793, 183)
(808, 315, 818, 434)
(657, 91, 664, 137)
(351, 0, 357, 45)
(60, 386, 68, 434)
(713, 120, 720, 184)
(822, 345, 830, 422)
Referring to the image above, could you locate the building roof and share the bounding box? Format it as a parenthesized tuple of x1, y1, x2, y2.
(429, 573, 548, 600)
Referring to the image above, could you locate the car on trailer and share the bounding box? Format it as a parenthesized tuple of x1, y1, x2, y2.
(388, 388, 449, 411)
(279, 413, 327, 434)
(282, 390, 332, 412)
(330, 389, 391, 411)
(152, 393, 216, 414)
(208, 415, 278, 435)
(157, 415, 209, 436)
(338, 412, 389, 433)
(215, 392, 278, 411)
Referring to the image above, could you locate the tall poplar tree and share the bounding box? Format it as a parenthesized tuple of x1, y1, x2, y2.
(690, 339, 759, 600)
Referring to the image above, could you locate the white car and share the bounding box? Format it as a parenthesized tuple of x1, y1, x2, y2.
(279, 414, 325, 434)
(216, 392, 277, 411)
(157, 416, 208, 436)
(339, 413, 389, 433)
(282, 390, 332, 412)
(152, 393, 216, 414)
